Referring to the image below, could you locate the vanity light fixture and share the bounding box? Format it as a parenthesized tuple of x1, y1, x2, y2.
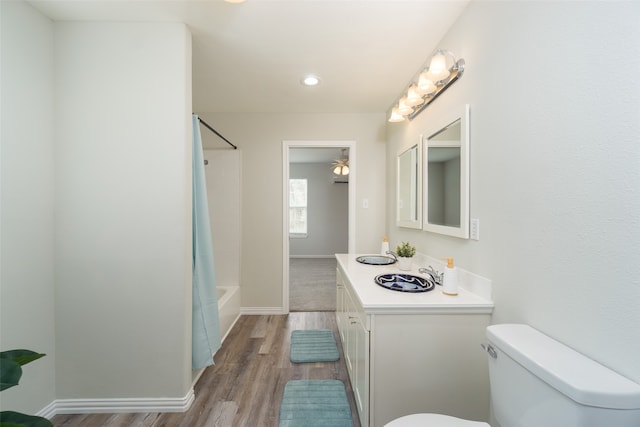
(388, 49, 465, 122)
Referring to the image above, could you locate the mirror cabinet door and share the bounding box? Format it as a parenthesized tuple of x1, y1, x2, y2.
(423, 104, 470, 238)
(427, 146, 461, 227)
(396, 143, 422, 229)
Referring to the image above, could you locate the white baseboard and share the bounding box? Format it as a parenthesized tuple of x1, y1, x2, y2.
(37, 401, 58, 419)
(240, 306, 287, 315)
(38, 389, 194, 417)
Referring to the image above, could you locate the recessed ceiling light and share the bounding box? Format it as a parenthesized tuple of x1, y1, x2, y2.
(301, 75, 320, 86)
(224, 0, 246, 3)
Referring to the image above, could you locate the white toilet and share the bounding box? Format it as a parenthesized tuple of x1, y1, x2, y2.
(385, 323, 640, 427)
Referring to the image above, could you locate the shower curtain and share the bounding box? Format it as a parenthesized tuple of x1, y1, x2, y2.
(191, 114, 221, 370)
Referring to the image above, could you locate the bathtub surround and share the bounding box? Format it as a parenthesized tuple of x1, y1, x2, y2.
(203, 149, 241, 292)
(201, 148, 242, 340)
(191, 114, 222, 370)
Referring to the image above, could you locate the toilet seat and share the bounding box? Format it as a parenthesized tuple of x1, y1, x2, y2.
(384, 413, 490, 427)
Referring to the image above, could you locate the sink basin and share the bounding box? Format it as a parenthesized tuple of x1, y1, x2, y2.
(356, 255, 397, 266)
(374, 274, 435, 293)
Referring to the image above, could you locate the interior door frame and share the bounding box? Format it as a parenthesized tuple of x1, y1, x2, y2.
(282, 140, 356, 313)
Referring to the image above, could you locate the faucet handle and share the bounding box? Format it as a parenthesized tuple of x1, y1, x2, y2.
(418, 266, 443, 285)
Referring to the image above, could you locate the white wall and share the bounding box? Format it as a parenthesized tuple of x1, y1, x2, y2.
(0, 0, 56, 414)
(289, 162, 348, 257)
(54, 22, 193, 399)
(199, 113, 386, 310)
(387, 1, 640, 384)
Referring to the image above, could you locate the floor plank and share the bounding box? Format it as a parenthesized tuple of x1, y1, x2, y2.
(51, 312, 361, 427)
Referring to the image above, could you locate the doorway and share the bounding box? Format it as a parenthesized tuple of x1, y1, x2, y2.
(282, 141, 356, 313)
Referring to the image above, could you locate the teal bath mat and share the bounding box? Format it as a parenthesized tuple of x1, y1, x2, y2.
(290, 329, 339, 363)
(279, 380, 353, 427)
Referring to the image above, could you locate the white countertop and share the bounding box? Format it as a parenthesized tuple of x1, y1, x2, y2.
(336, 253, 494, 314)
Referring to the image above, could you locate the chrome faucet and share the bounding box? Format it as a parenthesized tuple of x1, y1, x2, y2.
(418, 265, 443, 286)
(385, 250, 398, 261)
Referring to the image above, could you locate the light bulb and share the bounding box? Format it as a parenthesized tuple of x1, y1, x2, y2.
(301, 75, 320, 86)
(388, 107, 405, 122)
(417, 71, 437, 95)
(397, 97, 414, 115)
(405, 85, 424, 107)
(428, 51, 450, 81)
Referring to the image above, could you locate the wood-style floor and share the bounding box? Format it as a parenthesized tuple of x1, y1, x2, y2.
(51, 312, 361, 427)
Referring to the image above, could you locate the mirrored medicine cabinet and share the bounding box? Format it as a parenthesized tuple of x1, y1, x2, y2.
(396, 104, 470, 239)
(423, 104, 470, 238)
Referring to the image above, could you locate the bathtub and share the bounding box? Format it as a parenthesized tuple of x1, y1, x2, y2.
(217, 285, 241, 342)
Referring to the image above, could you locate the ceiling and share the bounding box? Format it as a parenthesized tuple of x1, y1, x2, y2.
(29, 0, 469, 115)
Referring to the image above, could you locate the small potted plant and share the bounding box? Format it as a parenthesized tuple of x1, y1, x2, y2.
(395, 241, 416, 270)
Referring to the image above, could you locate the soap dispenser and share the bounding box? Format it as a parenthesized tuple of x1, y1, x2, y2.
(381, 236, 390, 255)
(442, 258, 458, 296)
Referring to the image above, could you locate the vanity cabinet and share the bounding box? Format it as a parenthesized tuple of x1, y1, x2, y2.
(336, 258, 492, 427)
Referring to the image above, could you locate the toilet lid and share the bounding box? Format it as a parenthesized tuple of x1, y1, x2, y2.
(384, 413, 490, 427)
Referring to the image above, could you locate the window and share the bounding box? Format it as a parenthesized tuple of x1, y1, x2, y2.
(289, 179, 307, 236)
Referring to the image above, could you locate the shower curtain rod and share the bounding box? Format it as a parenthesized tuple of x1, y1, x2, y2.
(196, 116, 237, 150)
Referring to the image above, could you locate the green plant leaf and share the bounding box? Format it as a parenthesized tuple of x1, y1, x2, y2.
(0, 359, 22, 391)
(395, 241, 416, 257)
(0, 411, 53, 427)
(0, 351, 46, 367)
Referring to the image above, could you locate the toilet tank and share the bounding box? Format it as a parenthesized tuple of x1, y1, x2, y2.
(485, 324, 640, 427)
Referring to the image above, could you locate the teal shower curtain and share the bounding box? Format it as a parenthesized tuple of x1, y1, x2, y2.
(192, 114, 221, 370)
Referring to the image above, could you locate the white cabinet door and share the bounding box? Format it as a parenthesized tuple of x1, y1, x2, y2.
(352, 309, 370, 427)
(336, 263, 371, 426)
(344, 288, 357, 377)
(336, 267, 346, 342)
(370, 314, 490, 425)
